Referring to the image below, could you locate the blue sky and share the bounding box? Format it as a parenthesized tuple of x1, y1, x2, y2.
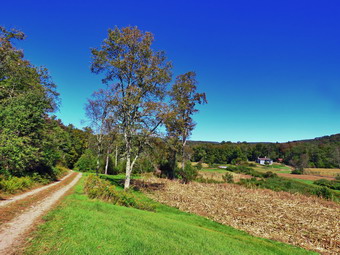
(2, 0, 340, 142)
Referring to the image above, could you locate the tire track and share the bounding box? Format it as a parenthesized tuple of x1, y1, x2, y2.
(0, 172, 82, 255)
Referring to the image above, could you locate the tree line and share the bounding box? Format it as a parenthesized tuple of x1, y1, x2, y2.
(0, 27, 90, 179)
(0, 26, 207, 189)
(6, 24, 337, 188)
(191, 134, 340, 170)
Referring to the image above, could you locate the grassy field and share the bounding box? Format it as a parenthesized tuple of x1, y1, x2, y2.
(253, 163, 292, 174)
(23, 177, 314, 255)
(291, 178, 314, 185)
(146, 178, 339, 254)
(304, 168, 340, 177)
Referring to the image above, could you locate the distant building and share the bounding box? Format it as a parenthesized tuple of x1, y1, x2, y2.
(218, 166, 227, 169)
(256, 157, 273, 165)
(277, 158, 283, 163)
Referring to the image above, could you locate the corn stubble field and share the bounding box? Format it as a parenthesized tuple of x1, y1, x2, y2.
(144, 177, 340, 255)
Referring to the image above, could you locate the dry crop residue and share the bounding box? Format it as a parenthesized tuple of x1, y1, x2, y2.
(144, 178, 340, 255)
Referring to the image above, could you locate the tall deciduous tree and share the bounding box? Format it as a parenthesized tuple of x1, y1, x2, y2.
(0, 27, 60, 176)
(86, 89, 111, 175)
(166, 72, 207, 174)
(91, 27, 172, 189)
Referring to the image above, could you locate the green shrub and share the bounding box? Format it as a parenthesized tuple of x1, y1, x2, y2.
(196, 162, 203, 170)
(335, 174, 340, 181)
(231, 158, 247, 165)
(237, 175, 339, 201)
(262, 171, 278, 178)
(238, 178, 258, 188)
(113, 160, 126, 174)
(74, 149, 97, 172)
(84, 175, 155, 211)
(133, 158, 154, 173)
(0, 176, 34, 193)
(314, 179, 340, 191)
(222, 172, 234, 183)
(227, 165, 263, 178)
(291, 169, 304, 175)
(176, 161, 198, 184)
(313, 186, 333, 200)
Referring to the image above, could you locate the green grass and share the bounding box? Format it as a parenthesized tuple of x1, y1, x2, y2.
(24, 176, 316, 255)
(199, 168, 227, 174)
(276, 170, 291, 174)
(264, 164, 291, 170)
(292, 179, 314, 185)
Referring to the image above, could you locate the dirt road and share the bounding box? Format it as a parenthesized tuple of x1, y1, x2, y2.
(0, 172, 82, 255)
(0, 172, 73, 208)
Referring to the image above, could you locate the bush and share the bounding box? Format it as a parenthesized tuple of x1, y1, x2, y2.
(74, 150, 97, 172)
(237, 175, 339, 201)
(84, 175, 155, 211)
(222, 172, 234, 183)
(227, 165, 263, 178)
(291, 169, 304, 175)
(231, 158, 247, 165)
(0, 176, 35, 194)
(262, 171, 278, 178)
(112, 160, 126, 174)
(133, 158, 154, 173)
(313, 186, 333, 200)
(176, 161, 198, 184)
(314, 179, 340, 191)
(196, 162, 203, 170)
(335, 174, 340, 181)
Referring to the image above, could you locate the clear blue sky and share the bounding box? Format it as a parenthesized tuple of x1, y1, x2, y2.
(2, 0, 340, 142)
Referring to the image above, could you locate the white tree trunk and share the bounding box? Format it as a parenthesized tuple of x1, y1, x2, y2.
(96, 157, 100, 176)
(124, 152, 132, 189)
(124, 144, 139, 189)
(115, 145, 118, 167)
(104, 150, 110, 175)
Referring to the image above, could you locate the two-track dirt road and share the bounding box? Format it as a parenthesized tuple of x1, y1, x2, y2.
(0, 172, 82, 255)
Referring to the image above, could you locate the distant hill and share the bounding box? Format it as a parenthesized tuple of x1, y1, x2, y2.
(190, 133, 340, 169)
(190, 133, 340, 145)
(288, 133, 340, 144)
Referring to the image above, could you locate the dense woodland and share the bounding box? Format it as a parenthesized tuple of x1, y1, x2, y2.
(0, 27, 92, 180)
(191, 134, 340, 169)
(1, 26, 339, 187)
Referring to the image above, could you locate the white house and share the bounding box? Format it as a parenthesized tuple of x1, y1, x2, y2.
(256, 157, 273, 165)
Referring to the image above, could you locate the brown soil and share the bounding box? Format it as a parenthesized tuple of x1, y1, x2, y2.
(143, 177, 340, 255)
(277, 173, 335, 181)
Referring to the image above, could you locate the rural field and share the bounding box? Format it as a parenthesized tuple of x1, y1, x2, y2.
(199, 163, 339, 182)
(304, 168, 340, 178)
(21, 176, 316, 255)
(2, 3, 340, 255)
(143, 176, 340, 255)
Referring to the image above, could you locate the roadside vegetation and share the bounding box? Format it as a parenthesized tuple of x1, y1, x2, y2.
(0, 27, 90, 196)
(83, 175, 156, 211)
(0, 166, 68, 197)
(24, 177, 315, 255)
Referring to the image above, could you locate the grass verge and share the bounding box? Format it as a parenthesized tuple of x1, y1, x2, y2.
(23, 176, 315, 255)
